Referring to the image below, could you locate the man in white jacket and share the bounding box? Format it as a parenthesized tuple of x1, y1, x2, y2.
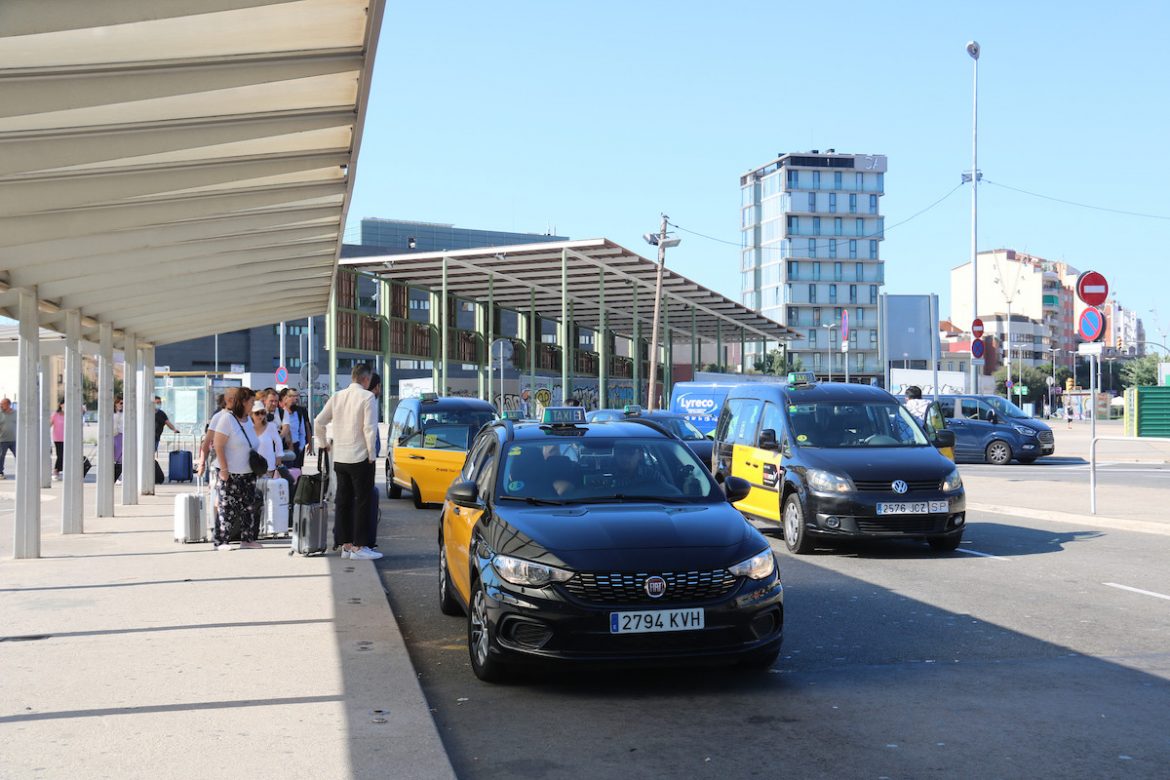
(314, 363, 381, 560)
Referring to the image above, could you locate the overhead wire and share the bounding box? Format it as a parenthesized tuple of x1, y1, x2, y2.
(985, 179, 1170, 222)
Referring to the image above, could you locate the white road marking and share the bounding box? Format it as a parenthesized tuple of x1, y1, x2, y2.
(956, 548, 1011, 561)
(1103, 582, 1170, 602)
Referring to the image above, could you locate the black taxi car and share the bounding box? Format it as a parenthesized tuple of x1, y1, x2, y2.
(437, 407, 784, 681)
(712, 374, 965, 554)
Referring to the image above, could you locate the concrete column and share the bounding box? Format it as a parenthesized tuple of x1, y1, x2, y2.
(15, 289, 41, 559)
(632, 285, 641, 405)
(485, 274, 494, 406)
(121, 332, 139, 505)
(328, 285, 337, 395)
(440, 257, 449, 396)
(62, 309, 84, 533)
(429, 289, 440, 391)
(528, 291, 536, 414)
(40, 355, 52, 489)
(598, 269, 608, 410)
(97, 322, 115, 517)
(663, 305, 672, 405)
(140, 345, 155, 495)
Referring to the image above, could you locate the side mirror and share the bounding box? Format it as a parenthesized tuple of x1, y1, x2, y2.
(447, 479, 480, 508)
(758, 428, 778, 450)
(933, 429, 955, 449)
(723, 475, 751, 503)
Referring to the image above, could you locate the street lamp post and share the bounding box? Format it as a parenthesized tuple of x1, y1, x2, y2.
(966, 40, 981, 395)
(643, 216, 680, 411)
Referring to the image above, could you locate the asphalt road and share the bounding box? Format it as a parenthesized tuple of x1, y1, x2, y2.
(374, 496, 1170, 779)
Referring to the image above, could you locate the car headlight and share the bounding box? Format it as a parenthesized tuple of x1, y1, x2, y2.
(729, 549, 776, 580)
(493, 554, 573, 587)
(1012, 424, 1037, 437)
(807, 468, 855, 493)
(942, 468, 963, 493)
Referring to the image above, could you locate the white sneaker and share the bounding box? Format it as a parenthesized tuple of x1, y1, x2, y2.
(349, 547, 383, 560)
(0, 473, 6, 480)
(340, 548, 351, 559)
(215, 544, 233, 551)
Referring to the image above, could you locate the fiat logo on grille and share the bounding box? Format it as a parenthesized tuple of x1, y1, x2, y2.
(644, 576, 667, 599)
(891, 480, 909, 494)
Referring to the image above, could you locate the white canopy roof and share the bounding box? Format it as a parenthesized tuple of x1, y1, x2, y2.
(0, 0, 385, 349)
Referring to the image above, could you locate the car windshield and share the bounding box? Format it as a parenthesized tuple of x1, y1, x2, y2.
(651, 416, 706, 440)
(497, 437, 719, 503)
(982, 396, 1030, 419)
(414, 424, 474, 450)
(787, 402, 931, 448)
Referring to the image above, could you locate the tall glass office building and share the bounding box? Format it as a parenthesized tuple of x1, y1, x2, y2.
(740, 151, 886, 382)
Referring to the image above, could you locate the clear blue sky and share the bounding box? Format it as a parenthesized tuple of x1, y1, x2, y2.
(345, 1, 1170, 341)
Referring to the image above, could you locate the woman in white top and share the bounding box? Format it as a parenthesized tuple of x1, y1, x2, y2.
(112, 396, 124, 482)
(212, 387, 262, 550)
(251, 398, 283, 476)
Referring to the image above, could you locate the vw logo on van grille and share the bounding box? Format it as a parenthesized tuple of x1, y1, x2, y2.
(891, 480, 909, 494)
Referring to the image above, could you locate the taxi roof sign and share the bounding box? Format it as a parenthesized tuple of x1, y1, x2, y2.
(502, 410, 524, 421)
(622, 404, 643, 416)
(541, 406, 587, 425)
(786, 371, 816, 387)
(419, 392, 439, 402)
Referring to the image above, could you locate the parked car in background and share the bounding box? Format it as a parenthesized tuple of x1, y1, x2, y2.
(932, 394, 1055, 465)
(586, 406, 713, 464)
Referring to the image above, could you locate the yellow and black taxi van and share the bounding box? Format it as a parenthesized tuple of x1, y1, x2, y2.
(387, 394, 496, 508)
(712, 374, 965, 554)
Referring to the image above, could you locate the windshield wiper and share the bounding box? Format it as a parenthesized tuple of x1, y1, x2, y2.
(498, 495, 569, 506)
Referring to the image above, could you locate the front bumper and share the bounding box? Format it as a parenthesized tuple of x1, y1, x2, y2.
(478, 565, 784, 666)
(807, 490, 967, 539)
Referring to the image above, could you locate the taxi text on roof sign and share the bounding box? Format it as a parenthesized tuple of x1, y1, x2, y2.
(786, 371, 817, 386)
(542, 407, 587, 425)
(623, 404, 643, 416)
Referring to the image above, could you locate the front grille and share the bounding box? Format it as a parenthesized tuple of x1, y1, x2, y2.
(564, 569, 737, 605)
(856, 516, 944, 534)
(1038, 431, 1055, 445)
(852, 479, 940, 492)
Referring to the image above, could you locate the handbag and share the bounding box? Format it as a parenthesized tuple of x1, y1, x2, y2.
(293, 450, 330, 505)
(234, 416, 270, 477)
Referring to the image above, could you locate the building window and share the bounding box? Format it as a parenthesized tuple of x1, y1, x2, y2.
(856, 307, 863, 325)
(808, 329, 818, 347)
(833, 261, 843, 281)
(855, 218, 864, 236)
(848, 284, 857, 304)
(849, 240, 857, 259)
(869, 194, 878, 214)
(829, 239, 837, 259)
(813, 262, 822, 281)
(834, 171, 843, 190)
(834, 217, 843, 236)
(813, 307, 822, 326)
(876, 173, 884, 192)
(869, 240, 878, 259)
(855, 262, 863, 281)
(828, 285, 837, 304)
(808, 192, 816, 212)
(812, 217, 821, 235)
(806, 239, 815, 258)
(870, 285, 878, 304)
(787, 260, 799, 277)
(856, 172, 864, 191)
(808, 284, 817, 303)
(787, 169, 798, 189)
(870, 331, 878, 346)
(812, 171, 820, 190)
(787, 306, 798, 323)
(787, 216, 799, 234)
(828, 192, 837, 213)
(849, 193, 857, 214)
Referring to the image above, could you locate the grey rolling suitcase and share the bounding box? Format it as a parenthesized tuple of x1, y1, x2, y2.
(290, 452, 329, 556)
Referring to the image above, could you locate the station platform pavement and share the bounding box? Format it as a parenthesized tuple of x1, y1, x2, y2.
(0, 474, 456, 780)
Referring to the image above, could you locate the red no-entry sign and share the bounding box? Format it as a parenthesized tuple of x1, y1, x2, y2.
(971, 318, 984, 338)
(1076, 271, 1109, 307)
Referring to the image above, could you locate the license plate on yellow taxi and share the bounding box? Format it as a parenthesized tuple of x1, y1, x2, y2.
(610, 608, 705, 634)
(877, 500, 949, 515)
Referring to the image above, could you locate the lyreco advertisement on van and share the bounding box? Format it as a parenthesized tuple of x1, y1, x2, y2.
(669, 383, 733, 435)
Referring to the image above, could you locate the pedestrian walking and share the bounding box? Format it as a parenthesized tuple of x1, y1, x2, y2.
(153, 395, 180, 452)
(314, 363, 380, 560)
(279, 388, 313, 467)
(211, 387, 263, 550)
(904, 386, 931, 424)
(0, 398, 16, 480)
(51, 402, 65, 480)
(112, 396, 124, 483)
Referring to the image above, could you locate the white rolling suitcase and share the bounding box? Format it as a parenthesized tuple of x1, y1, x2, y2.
(174, 474, 205, 543)
(257, 476, 290, 537)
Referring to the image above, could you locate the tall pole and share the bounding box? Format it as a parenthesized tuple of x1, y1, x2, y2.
(967, 41, 980, 394)
(647, 214, 668, 411)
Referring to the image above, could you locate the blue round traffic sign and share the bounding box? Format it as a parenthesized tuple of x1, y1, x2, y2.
(275, 366, 289, 384)
(970, 337, 985, 359)
(1077, 307, 1105, 342)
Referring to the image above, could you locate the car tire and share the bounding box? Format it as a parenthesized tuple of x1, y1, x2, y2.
(928, 532, 963, 552)
(739, 645, 781, 670)
(438, 535, 463, 616)
(468, 577, 507, 682)
(985, 440, 1012, 465)
(411, 479, 424, 509)
(782, 494, 814, 554)
(386, 462, 402, 499)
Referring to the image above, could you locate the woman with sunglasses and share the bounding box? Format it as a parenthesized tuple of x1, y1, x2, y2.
(211, 387, 261, 550)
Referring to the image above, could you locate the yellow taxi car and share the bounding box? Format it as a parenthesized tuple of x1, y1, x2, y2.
(386, 394, 496, 508)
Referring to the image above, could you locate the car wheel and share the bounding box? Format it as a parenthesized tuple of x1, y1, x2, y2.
(739, 645, 781, 670)
(468, 577, 506, 682)
(782, 494, 814, 554)
(929, 532, 963, 552)
(438, 535, 462, 616)
(985, 440, 1012, 465)
(386, 462, 402, 498)
(411, 479, 425, 509)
